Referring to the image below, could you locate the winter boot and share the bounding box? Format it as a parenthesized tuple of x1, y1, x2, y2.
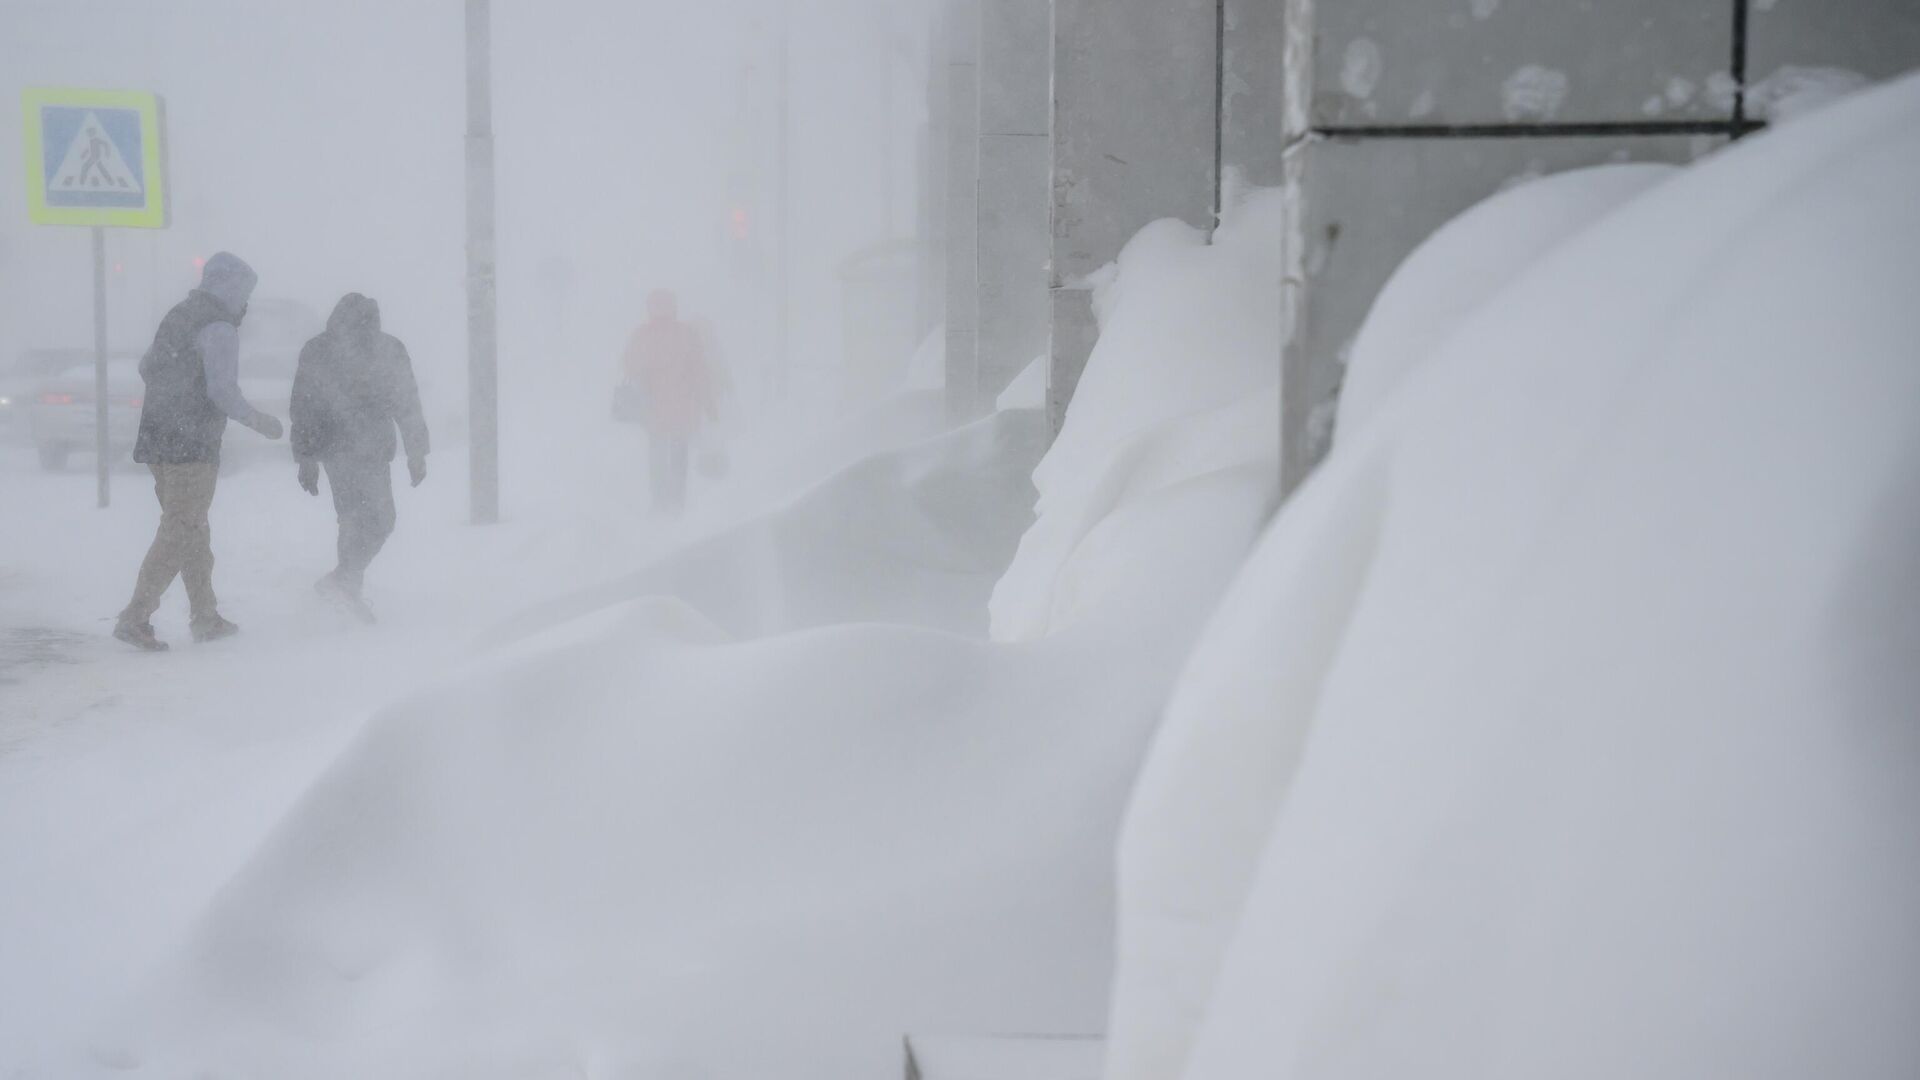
(315, 572, 377, 625)
(112, 618, 169, 652)
(191, 614, 241, 643)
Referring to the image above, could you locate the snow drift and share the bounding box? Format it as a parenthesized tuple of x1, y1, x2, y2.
(1106, 75, 1920, 1080)
(1332, 162, 1678, 442)
(86, 191, 1285, 1080)
(491, 406, 1048, 643)
(990, 192, 1283, 642)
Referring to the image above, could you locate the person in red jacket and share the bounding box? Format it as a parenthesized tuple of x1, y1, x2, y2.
(619, 289, 721, 512)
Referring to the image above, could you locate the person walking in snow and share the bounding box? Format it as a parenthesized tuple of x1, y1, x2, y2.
(618, 289, 723, 513)
(290, 293, 430, 623)
(114, 252, 286, 651)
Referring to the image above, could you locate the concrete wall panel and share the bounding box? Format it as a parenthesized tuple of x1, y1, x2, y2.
(981, 0, 1052, 136)
(977, 133, 1053, 401)
(918, 11, 953, 341)
(975, 0, 1053, 408)
(1223, 0, 1290, 190)
(1051, 0, 1219, 284)
(943, 0, 981, 417)
(1312, 0, 1736, 127)
(1050, 0, 1220, 432)
(1746, 0, 1920, 93)
(1287, 133, 1720, 466)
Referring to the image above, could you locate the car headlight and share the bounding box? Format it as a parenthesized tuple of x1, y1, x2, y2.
(0, 396, 11, 406)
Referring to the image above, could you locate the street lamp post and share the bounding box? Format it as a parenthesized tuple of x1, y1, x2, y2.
(465, 0, 500, 525)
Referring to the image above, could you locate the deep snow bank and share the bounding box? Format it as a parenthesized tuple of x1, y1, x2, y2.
(1332, 162, 1677, 441)
(121, 605, 1173, 1080)
(107, 468, 1261, 1080)
(96, 196, 1286, 1079)
(989, 193, 1283, 642)
(1108, 76, 1920, 1080)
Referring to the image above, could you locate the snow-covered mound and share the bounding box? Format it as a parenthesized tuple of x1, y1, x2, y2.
(989, 192, 1283, 642)
(94, 192, 1285, 1078)
(115, 606, 1169, 1080)
(1333, 162, 1677, 442)
(492, 407, 1048, 643)
(1104, 162, 1683, 1080)
(103, 484, 1259, 1080)
(1106, 74, 1920, 1080)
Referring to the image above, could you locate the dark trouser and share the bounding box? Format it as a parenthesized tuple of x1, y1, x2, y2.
(122, 462, 221, 625)
(324, 456, 396, 592)
(650, 434, 689, 512)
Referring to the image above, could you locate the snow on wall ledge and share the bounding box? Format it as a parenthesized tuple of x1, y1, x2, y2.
(1109, 74, 1920, 1080)
(990, 191, 1284, 643)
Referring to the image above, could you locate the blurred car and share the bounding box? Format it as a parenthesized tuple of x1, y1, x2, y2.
(3, 348, 79, 448)
(24, 298, 327, 474)
(25, 349, 143, 471)
(0, 367, 33, 446)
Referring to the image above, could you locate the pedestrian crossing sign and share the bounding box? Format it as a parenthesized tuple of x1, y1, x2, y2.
(22, 87, 168, 228)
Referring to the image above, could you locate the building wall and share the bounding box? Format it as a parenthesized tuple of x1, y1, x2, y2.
(1222, 0, 1290, 191)
(974, 0, 1053, 413)
(928, 0, 1920, 454)
(941, 0, 980, 421)
(1277, 0, 1920, 494)
(1048, 0, 1221, 431)
(917, 9, 952, 345)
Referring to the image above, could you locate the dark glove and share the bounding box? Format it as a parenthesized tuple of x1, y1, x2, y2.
(298, 460, 319, 496)
(407, 456, 427, 488)
(252, 413, 285, 440)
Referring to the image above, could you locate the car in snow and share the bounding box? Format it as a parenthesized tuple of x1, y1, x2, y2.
(0, 361, 36, 447)
(22, 298, 324, 473)
(22, 295, 324, 468)
(24, 348, 144, 471)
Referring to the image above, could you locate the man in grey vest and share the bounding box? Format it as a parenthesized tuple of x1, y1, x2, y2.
(113, 252, 285, 651)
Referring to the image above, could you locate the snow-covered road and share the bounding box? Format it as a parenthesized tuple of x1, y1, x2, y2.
(0, 385, 980, 1073)
(0, 438, 696, 1066)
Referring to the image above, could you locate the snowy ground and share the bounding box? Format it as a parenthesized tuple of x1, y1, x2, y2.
(0, 386, 972, 1074)
(0, 177, 1289, 1078)
(0, 441, 654, 1057)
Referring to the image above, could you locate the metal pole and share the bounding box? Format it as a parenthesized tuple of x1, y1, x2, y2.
(466, 0, 500, 524)
(775, 3, 792, 399)
(91, 226, 110, 509)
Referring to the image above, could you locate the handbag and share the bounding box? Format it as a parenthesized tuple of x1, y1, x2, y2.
(611, 380, 647, 424)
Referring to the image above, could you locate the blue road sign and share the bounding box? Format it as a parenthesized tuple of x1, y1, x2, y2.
(22, 87, 168, 228)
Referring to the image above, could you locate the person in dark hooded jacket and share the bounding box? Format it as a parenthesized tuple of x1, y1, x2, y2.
(290, 293, 429, 620)
(114, 251, 285, 651)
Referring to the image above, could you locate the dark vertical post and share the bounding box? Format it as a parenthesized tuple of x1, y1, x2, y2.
(1275, 0, 1316, 499)
(1731, 0, 1750, 127)
(466, 0, 500, 524)
(775, 3, 793, 399)
(92, 226, 110, 509)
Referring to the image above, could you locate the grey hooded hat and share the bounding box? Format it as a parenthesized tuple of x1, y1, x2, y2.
(197, 251, 257, 316)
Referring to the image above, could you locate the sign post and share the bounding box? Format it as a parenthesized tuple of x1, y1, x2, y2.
(91, 227, 108, 507)
(21, 87, 169, 509)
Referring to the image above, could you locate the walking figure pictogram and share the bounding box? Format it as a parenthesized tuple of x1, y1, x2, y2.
(69, 124, 126, 189)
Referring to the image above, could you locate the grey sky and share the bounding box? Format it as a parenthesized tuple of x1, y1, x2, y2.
(0, 0, 927, 409)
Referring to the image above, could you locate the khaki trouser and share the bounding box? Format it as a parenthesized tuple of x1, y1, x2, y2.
(121, 462, 220, 625)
